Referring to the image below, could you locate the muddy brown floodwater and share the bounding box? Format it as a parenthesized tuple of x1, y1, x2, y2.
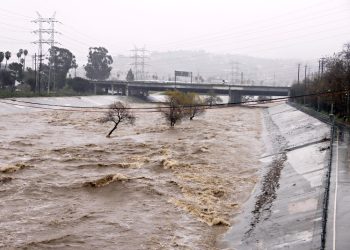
(0, 99, 264, 249)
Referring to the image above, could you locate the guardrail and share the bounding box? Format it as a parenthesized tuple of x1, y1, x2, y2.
(287, 101, 349, 249)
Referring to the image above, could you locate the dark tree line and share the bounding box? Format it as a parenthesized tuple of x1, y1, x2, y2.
(0, 46, 114, 95)
(290, 43, 350, 120)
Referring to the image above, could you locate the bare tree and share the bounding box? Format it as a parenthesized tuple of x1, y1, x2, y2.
(184, 92, 206, 120)
(188, 104, 205, 120)
(160, 91, 185, 127)
(100, 101, 136, 137)
(205, 90, 222, 107)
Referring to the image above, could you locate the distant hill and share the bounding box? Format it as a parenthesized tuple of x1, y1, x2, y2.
(77, 50, 311, 86)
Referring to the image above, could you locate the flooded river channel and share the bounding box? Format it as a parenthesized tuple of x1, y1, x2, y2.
(0, 96, 264, 249)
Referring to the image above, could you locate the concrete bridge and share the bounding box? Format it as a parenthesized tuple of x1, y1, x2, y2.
(91, 80, 290, 103)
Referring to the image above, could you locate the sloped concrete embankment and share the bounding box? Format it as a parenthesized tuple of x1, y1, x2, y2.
(221, 103, 331, 249)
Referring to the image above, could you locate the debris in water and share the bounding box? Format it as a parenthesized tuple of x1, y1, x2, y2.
(0, 176, 13, 183)
(160, 158, 192, 170)
(84, 173, 129, 188)
(0, 163, 33, 173)
(193, 146, 209, 154)
(169, 198, 231, 227)
(161, 159, 178, 169)
(319, 146, 330, 151)
(211, 218, 230, 226)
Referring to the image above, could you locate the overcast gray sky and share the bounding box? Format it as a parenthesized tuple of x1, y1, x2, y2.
(0, 0, 349, 64)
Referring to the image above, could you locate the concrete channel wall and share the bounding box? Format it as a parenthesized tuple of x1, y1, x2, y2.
(221, 103, 331, 249)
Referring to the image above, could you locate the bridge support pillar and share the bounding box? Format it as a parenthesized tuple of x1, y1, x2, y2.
(229, 91, 242, 104)
(122, 85, 128, 96)
(127, 88, 148, 98)
(111, 84, 114, 95)
(94, 83, 97, 95)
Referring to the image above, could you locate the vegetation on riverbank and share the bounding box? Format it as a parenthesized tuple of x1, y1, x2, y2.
(290, 43, 350, 121)
(0, 46, 113, 98)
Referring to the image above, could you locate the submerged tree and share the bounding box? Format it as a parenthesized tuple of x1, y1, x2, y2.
(160, 91, 207, 126)
(205, 90, 222, 107)
(100, 101, 136, 138)
(182, 92, 206, 120)
(160, 90, 199, 127)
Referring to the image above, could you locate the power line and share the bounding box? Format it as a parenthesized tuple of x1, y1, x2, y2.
(4, 6, 341, 72)
(0, 7, 32, 20)
(0, 35, 28, 43)
(59, 23, 115, 51)
(145, 30, 349, 68)
(2, 89, 349, 112)
(151, 4, 350, 50)
(0, 1, 339, 64)
(0, 2, 348, 60)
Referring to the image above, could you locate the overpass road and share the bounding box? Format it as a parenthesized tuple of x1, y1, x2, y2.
(91, 80, 290, 103)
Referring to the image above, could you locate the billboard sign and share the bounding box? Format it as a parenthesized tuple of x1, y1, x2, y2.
(175, 71, 191, 77)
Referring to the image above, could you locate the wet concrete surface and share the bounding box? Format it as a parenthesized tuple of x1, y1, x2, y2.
(220, 103, 330, 249)
(326, 129, 350, 250)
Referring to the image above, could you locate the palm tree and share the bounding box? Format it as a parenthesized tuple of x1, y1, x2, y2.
(17, 49, 24, 62)
(0, 52, 4, 69)
(16, 52, 22, 62)
(4, 51, 11, 69)
(23, 49, 28, 71)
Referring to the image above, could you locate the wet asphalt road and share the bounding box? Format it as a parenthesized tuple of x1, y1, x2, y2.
(326, 129, 350, 250)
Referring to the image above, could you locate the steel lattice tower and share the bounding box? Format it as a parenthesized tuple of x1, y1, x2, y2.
(32, 12, 60, 93)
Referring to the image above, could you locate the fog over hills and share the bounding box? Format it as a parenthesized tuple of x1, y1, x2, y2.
(103, 50, 312, 86)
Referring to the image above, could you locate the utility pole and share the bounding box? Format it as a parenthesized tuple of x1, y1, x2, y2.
(347, 91, 350, 121)
(297, 63, 300, 84)
(318, 59, 321, 80)
(318, 57, 326, 80)
(32, 12, 60, 94)
(321, 58, 325, 78)
(304, 64, 307, 104)
(31, 55, 35, 69)
(34, 53, 37, 93)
